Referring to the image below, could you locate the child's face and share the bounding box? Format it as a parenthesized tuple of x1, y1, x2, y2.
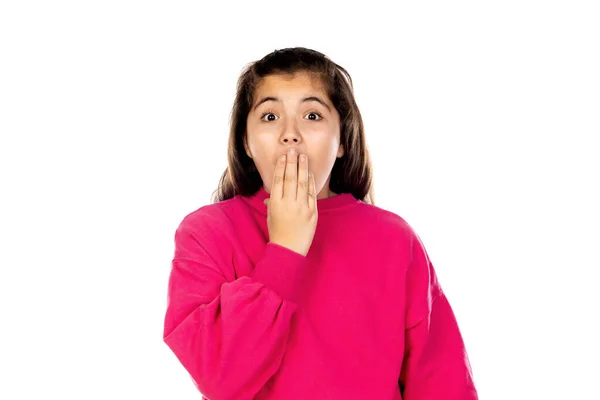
(245, 72, 344, 199)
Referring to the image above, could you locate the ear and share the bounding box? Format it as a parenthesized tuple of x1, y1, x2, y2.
(337, 143, 344, 158)
(243, 135, 252, 159)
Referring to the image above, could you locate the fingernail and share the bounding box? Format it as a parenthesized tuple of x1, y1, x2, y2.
(299, 154, 306, 162)
(289, 148, 296, 156)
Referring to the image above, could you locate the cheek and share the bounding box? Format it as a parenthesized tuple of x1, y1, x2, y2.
(251, 154, 277, 187)
(309, 146, 339, 183)
(309, 144, 338, 171)
(247, 138, 274, 168)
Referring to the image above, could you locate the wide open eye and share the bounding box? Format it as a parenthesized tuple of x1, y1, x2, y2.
(259, 112, 278, 122)
(305, 112, 323, 121)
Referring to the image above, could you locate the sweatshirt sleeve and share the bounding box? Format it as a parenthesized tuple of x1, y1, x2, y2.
(163, 217, 308, 400)
(399, 232, 478, 399)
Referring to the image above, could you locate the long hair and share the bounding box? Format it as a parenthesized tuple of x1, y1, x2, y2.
(211, 47, 375, 205)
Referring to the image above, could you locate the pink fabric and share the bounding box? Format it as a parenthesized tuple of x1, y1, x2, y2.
(163, 187, 478, 399)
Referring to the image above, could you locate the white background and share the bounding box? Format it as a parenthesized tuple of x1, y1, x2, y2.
(1, 1, 598, 399)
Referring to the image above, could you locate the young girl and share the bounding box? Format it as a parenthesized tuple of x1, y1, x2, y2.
(163, 47, 478, 400)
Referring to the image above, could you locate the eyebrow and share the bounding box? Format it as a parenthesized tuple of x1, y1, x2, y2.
(252, 96, 332, 112)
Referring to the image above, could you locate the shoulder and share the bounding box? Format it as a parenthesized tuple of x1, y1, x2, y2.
(175, 196, 239, 237)
(353, 201, 418, 241)
(337, 201, 422, 259)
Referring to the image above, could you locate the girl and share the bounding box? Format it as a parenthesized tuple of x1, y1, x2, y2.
(163, 47, 478, 400)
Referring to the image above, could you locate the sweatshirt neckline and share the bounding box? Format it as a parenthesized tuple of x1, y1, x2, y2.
(240, 186, 360, 215)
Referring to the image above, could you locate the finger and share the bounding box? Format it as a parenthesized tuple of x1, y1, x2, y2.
(297, 153, 309, 204)
(271, 154, 286, 200)
(308, 172, 317, 211)
(283, 149, 298, 200)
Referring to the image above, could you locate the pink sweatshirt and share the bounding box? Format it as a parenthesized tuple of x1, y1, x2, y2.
(163, 187, 478, 399)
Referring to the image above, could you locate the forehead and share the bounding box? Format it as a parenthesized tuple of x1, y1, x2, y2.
(254, 72, 328, 97)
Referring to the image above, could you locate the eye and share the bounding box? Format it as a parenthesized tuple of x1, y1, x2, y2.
(259, 111, 278, 122)
(305, 112, 323, 121)
(259, 111, 323, 122)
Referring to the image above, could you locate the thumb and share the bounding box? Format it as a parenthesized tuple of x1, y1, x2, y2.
(263, 198, 269, 207)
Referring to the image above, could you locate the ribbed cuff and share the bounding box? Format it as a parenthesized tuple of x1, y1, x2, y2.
(251, 242, 308, 303)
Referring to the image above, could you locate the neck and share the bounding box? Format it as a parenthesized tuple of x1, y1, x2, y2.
(241, 186, 358, 215)
(318, 186, 337, 200)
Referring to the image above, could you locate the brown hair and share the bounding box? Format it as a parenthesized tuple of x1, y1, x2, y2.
(211, 47, 375, 205)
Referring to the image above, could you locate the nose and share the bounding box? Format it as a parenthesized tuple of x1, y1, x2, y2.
(280, 119, 302, 145)
(282, 135, 300, 144)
